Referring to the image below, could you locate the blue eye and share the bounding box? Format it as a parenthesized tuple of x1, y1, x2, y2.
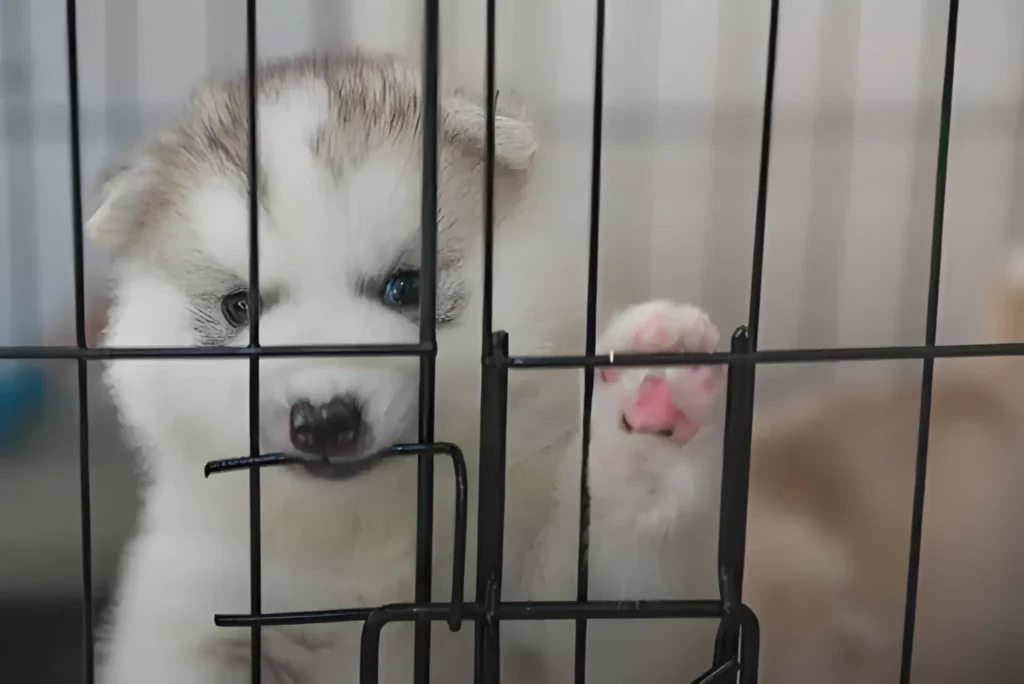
(222, 290, 261, 328)
(383, 270, 420, 309)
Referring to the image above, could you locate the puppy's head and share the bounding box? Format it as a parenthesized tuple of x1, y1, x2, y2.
(88, 52, 536, 480)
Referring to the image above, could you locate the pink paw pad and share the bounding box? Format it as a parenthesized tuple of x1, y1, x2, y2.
(596, 302, 722, 446)
(621, 372, 713, 446)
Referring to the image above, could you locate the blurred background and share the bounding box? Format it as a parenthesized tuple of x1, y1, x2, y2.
(0, 0, 1021, 680)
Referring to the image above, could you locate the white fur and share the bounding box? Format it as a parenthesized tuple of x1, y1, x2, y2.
(94, 56, 725, 684)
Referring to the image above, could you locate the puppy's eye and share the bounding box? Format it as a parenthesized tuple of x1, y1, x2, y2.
(221, 290, 260, 328)
(382, 270, 420, 309)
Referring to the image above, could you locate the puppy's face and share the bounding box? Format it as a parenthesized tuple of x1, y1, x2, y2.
(88, 53, 535, 479)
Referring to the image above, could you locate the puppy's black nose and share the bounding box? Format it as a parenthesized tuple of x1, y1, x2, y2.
(289, 396, 363, 455)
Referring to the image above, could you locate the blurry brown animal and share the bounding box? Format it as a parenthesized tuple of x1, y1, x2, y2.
(744, 249, 1024, 683)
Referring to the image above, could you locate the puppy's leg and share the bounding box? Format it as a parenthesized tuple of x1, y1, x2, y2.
(100, 643, 249, 684)
(98, 558, 301, 684)
(518, 301, 725, 683)
(587, 299, 724, 539)
(100, 633, 305, 684)
(584, 301, 726, 682)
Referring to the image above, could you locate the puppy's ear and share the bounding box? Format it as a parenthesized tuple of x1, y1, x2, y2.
(85, 152, 158, 251)
(442, 88, 537, 171)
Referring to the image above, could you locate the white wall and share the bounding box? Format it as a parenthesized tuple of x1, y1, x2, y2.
(427, 0, 1024, 394)
(2, 0, 1022, 392)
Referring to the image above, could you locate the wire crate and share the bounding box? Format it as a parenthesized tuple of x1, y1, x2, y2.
(0, 1, 983, 683)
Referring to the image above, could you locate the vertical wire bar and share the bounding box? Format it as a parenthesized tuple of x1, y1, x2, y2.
(481, 0, 496, 343)
(474, 1, 499, 681)
(65, 2, 94, 681)
(575, 2, 607, 682)
(899, 2, 959, 681)
(735, 0, 780, 598)
(475, 332, 510, 684)
(717, 329, 750, 611)
(712, 2, 779, 675)
(746, 0, 780, 350)
(712, 327, 753, 672)
(415, 1, 441, 680)
(736, 606, 760, 684)
(244, 1, 262, 682)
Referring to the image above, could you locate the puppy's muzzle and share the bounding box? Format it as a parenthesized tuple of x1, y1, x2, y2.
(289, 395, 363, 457)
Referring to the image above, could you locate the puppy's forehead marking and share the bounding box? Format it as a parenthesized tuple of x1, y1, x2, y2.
(186, 176, 287, 288)
(104, 51, 517, 290)
(187, 52, 425, 191)
(259, 78, 333, 201)
(335, 146, 420, 263)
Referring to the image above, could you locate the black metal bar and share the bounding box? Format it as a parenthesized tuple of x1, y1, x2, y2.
(9, 339, 1024, 364)
(691, 659, 739, 684)
(899, 2, 959, 682)
(225, 598, 726, 633)
(716, 329, 749, 610)
(205, 452, 299, 476)
(243, 1, 262, 682)
(712, 0, 778, 672)
(477, 1, 503, 678)
(218, 607, 374, 627)
(392, 443, 469, 631)
(64, 2, 93, 682)
(506, 340, 1024, 368)
(0, 342, 433, 360)
(8, 339, 1024, 364)
(474, 332, 510, 684)
(746, 0, 780, 349)
(500, 599, 724, 620)
(575, 2, 608, 682)
(415, 1, 442, 679)
(736, 604, 760, 684)
(712, 327, 755, 671)
(362, 605, 466, 684)
(717, 328, 753, 611)
(481, 0, 497, 350)
(216, 606, 372, 626)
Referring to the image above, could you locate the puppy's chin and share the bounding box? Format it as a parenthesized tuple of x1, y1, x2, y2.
(288, 449, 390, 481)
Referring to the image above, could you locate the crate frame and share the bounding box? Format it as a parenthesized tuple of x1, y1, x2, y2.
(0, 0, 974, 682)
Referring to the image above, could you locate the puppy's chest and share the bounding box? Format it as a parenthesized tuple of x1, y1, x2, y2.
(256, 623, 359, 684)
(255, 621, 467, 684)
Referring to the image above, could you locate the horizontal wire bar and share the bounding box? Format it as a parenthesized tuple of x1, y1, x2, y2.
(8, 340, 1024, 364)
(205, 453, 296, 477)
(0, 342, 434, 360)
(507, 341, 1024, 368)
(216, 607, 374, 627)
(216, 599, 728, 628)
(496, 599, 725, 621)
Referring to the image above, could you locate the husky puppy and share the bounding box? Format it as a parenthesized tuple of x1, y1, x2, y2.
(90, 52, 727, 684)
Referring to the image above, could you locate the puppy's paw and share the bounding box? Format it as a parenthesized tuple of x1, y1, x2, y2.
(594, 300, 723, 447)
